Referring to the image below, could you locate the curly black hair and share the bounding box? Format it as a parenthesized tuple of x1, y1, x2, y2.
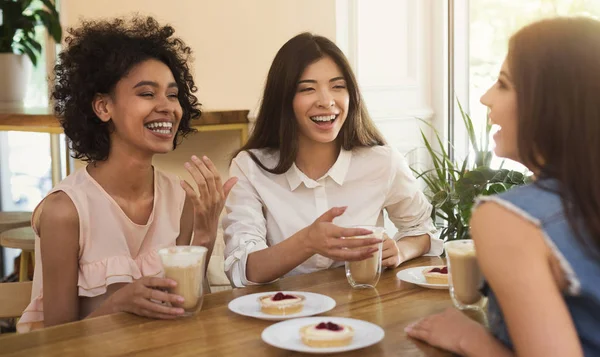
(52, 16, 200, 162)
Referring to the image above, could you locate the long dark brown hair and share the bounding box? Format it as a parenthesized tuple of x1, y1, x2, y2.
(234, 32, 386, 174)
(509, 17, 600, 254)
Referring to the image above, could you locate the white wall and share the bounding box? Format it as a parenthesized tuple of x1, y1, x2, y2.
(336, 0, 445, 168)
(62, 0, 337, 178)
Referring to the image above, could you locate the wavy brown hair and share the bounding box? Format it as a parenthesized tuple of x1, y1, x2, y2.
(234, 32, 385, 174)
(508, 17, 600, 254)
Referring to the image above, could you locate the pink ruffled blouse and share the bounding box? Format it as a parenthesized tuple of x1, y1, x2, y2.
(17, 167, 185, 333)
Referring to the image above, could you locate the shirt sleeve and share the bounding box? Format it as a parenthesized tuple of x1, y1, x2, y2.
(222, 153, 277, 287)
(384, 148, 444, 256)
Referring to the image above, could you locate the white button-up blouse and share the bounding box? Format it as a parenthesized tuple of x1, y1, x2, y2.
(223, 145, 443, 287)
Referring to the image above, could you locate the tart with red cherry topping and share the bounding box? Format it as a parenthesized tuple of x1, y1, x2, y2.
(259, 292, 305, 315)
(300, 321, 355, 348)
(422, 266, 449, 284)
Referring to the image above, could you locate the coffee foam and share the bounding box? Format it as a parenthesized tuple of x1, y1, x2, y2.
(159, 246, 207, 267)
(445, 240, 475, 256)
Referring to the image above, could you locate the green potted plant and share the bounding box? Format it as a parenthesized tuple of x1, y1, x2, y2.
(412, 102, 531, 241)
(0, 0, 62, 107)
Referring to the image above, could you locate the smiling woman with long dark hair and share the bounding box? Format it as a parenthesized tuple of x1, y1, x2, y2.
(223, 32, 443, 287)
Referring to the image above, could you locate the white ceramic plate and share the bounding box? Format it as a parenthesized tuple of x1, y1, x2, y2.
(228, 291, 336, 321)
(261, 316, 385, 354)
(396, 266, 449, 290)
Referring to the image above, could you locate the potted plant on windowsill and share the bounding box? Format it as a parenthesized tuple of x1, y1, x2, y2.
(0, 0, 62, 108)
(412, 102, 532, 242)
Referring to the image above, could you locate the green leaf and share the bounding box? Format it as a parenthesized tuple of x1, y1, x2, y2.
(35, 8, 62, 43)
(461, 170, 488, 185)
(20, 0, 35, 12)
(474, 166, 497, 181)
(459, 152, 469, 176)
(483, 112, 492, 157)
(432, 190, 449, 208)
(436, 211, 450, 221)
(507, 171, 525, 184)
(421, 130, 447, 185)
(475, 150, 493, 168)
(23, 33, 42, 54)
(14, 42, 37, 66)
(412, 168, 443, 193)
(486, 183, 508, 195)
(39, 0, 60, 17)
(416, 117, 459, 181)
(491, 169, 509, 183)
(439, 228, 450, 241)
(457, 99, 479, 153)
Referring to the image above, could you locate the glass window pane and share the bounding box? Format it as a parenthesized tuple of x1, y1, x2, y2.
(6, 132, 52, 211)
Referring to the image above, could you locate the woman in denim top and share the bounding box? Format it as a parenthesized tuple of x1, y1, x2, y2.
(406, 17, 600, 357)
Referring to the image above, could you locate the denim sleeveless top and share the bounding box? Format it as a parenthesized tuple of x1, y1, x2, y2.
(477, 179, 600, 356)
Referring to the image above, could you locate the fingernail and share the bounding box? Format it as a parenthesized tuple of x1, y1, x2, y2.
(177, 296, 184, 303)
(169, 280, 177, 287)
(404, 326, 412, 332)
(203, 155, 209, 161)
(184, 162, 191, 168)
(191, 155, 199, 161)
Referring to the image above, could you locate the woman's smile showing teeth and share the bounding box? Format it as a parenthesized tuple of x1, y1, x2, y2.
(310, 114, 337, 125)
(145, 121, 174, 137)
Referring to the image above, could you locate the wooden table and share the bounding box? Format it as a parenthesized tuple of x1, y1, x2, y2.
(0, 212, 32, 234)
(0, 227, 34, 252)
(0, 108, 250, 185)
(0, 257, 455, 356)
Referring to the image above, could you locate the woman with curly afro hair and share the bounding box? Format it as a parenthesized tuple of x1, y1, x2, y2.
(17, 16, 237, 332)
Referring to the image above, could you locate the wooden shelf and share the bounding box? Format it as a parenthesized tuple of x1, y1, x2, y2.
(0, 108, 250, 186)
(0, 107, 249, 134)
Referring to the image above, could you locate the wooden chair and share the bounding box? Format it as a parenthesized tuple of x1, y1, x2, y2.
(0, 281, 32, 319)
(0, 227, 35, 282)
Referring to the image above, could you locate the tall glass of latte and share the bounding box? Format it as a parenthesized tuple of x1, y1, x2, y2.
(345, 226, 385, 289)
(158, 246, 207, 316)
(444, 239, 485, 311)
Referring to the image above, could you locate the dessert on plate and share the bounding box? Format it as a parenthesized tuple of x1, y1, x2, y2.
(259, 292, 305, 315)
(422, 266, 449, 284)
(300, 321, 355, 348)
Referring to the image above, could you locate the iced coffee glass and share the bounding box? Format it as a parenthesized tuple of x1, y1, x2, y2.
(345, 226, 385, 289)
(444, 239, 485, 311)
(158, 246, 207, 316)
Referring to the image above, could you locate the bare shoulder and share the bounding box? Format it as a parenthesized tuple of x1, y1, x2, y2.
(470, 200, 548, 268)
(41, 191, 78, 223)
(38, 191, 79, 244)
